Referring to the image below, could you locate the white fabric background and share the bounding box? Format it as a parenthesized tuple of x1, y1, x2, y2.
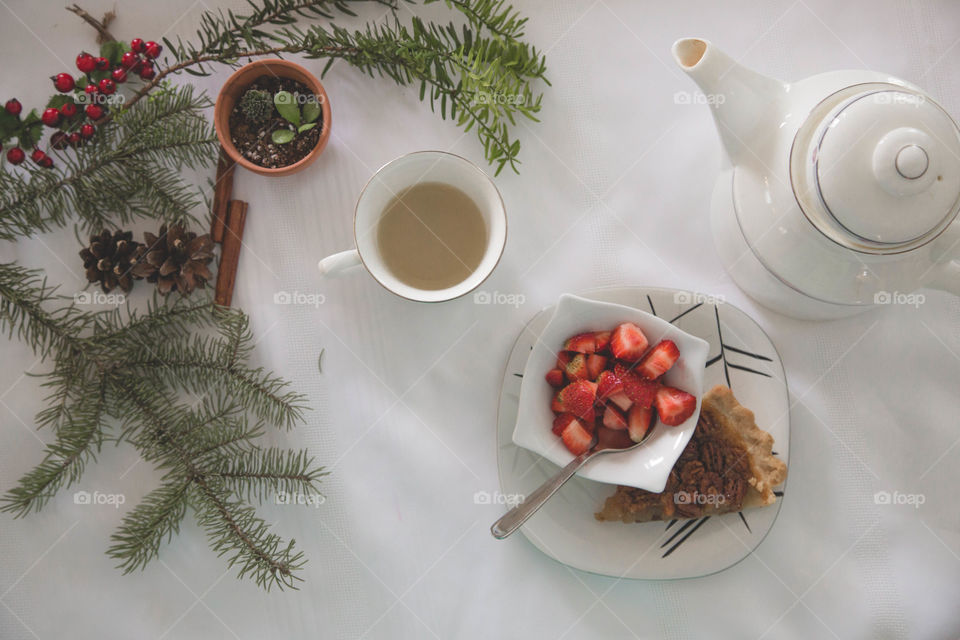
(2, 1, 959, 638)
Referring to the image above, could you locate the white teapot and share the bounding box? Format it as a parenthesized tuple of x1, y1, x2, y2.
(673, 38, 960, 319)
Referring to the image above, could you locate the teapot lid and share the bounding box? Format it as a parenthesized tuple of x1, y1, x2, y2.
(793, 85, 960, 252)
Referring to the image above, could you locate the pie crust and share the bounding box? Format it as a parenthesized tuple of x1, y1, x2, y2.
(595, 385, 787, 523)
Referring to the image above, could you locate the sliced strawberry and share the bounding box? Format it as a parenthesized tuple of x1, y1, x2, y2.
(545, 368, 565, 388)
(636, 340, 680, 380)
(596, 370, 623, 399)
(616, 364, 659, 408)
(552, 413, 582, 437)
(596, 426, 634, 450)
(565, 353, 589, 380)
(602, 404, 627, 430)
(608, 390, 633, 412)
(561, 419, 594, 455)
(610, 322, 649, 362)
(586, 354, 607, 380)
(627, 405, 654, 442)
(654, 386, 697, 426)
(556, 351, 573, 370)
(593, 331, 611, 353)
(551, 380, 597, 421)
(563, 333, 597, 354)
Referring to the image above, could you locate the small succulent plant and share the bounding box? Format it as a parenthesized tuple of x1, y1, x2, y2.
(271, 90, 321, 144)
(239, 88, 273, 123)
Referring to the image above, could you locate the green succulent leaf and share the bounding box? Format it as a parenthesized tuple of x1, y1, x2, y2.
(273, 91, 300, 127)
(297, 123, 315, 134)
(271, 129, 295, 144)
(301, 101, 321, 124)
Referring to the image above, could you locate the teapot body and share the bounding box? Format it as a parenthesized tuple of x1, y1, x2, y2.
(673, 37, 960, 319)
(713, 70, 944, 319)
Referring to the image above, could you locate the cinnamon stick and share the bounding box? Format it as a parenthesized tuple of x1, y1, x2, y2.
(214, 200, 247, 307)
(210, 148, 236, 243)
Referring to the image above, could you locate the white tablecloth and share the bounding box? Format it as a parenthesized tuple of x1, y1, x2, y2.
(2, 1, 959, 638)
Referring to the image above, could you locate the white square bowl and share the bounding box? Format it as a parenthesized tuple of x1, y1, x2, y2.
(511, 293, 710, 492)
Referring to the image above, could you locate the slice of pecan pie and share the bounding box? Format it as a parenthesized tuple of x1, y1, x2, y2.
(595, 385, 787, 523)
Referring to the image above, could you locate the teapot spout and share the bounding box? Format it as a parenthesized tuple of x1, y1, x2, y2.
(673, 38, 788, 165)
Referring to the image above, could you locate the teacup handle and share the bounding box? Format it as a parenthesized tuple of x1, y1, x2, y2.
(318, 249, 362, 277)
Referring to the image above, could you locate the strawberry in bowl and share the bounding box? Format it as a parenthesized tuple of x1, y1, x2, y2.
(546, 323, 697, 456)
(511, 294, 709, 493)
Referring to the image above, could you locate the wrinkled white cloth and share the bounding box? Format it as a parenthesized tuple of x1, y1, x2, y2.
(1, 1, 959, 638)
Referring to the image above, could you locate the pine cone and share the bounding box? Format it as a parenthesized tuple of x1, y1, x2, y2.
(131, 224, 215, 295)
(79, 230, 142, 293)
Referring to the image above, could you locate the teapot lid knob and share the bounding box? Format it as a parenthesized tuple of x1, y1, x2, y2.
(806, 88, 960, 247)
(895, 144, 929, 179)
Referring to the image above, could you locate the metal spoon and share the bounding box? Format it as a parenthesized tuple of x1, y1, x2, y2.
(490, 424, 654, 539)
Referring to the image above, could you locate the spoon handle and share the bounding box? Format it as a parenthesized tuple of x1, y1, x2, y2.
(490, 450, 594, 539)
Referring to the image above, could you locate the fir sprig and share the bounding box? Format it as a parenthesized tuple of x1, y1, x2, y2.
(0, 263, 324, 589)
(0, 84, 217, 240)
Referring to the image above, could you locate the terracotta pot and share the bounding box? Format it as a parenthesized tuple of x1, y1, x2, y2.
(214, 59, 331, 177)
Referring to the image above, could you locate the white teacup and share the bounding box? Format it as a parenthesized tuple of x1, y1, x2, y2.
(317, 151, 507, 302)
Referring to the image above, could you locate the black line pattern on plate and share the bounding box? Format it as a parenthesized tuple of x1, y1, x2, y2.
(647, 295, 657, 316)
(727, 363, 772, 378)
(668, 302, 703, 324)
(723, 344, 773, 362)
(662, 517, 711, 557)
(660, 519, 698, 547)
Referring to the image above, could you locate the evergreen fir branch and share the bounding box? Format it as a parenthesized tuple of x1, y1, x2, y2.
(278, 12, 547, 173)
(428, 0, 528, 39)
(112, 317, 308, 430)
(0, 85, 217, 238)
(0, 378, 106, 516)
(107, 480, 190, 573)
(0, 263, 89, 357)
(0, 277, 322, 589)
(205, 447, 326, 502)
(191, 478, 306, 590)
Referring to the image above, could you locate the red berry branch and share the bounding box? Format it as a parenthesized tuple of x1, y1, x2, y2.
(1, 37, 163, 170)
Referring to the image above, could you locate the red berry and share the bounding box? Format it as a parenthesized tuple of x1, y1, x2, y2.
(6, 147, 25, 164)
(39, 156, 54, 169)
(68, 132, 82, 147)
(84, 83, 98, 96)
(138, 63, 156, 80)
(85, 104, 104, 120)
(76, 52, 96, 73)
(111, 68, 127, 83)
(144, 41, 162, 59)
(52, 73, 75, 92)
(98, 78, 116, 95)
(31, 149, 46, 163)
(120, 51, 139, 69)
(131, 38, 145, 53)
(94, 56, 109, 71)
(41, 108, 61, 127)
(4, 98, 21, 115)
(50, 131, 69, 150)
(80, 123, 95, 139)
(60, 102, 78, 118)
